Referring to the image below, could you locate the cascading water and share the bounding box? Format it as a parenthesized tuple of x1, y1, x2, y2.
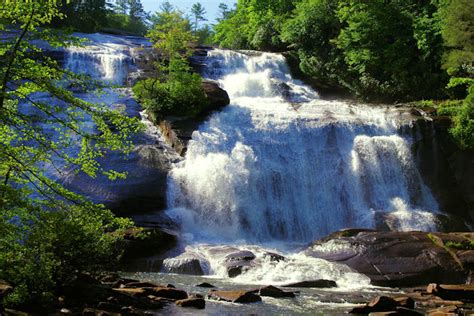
(38, 33, 179, 210)
(167, 50, 439, 243)
(163, 49, 440, 286)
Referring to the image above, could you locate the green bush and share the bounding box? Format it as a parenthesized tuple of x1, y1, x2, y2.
(133, 72, 208, 118)
(106, 13, 148, 35)
(0, 197, 132, 308)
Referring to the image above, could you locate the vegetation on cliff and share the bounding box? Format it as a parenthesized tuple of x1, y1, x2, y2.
(132, 9, 209, 119)
(0, 1, 140, 308)
(214, 0, 474, 148)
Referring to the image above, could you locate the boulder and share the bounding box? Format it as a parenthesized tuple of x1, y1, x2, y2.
(393, 296, 415, 309)
(224, 250, 256, 278)
(252, 285, 296, 298)
(263, 252, 286, 262)
(201, 80, 230, 111)
(113, 288, 148, 298)
(207, 290, 262, 304)
(282, 280, 337, 288)
(196, 282, 216, 288)
(176, 297, 205, 309)
(306, 230, 471, 287)
(426, 305, 459, 315)
(225, 250, 256, 261)
(349, 296, 401, 314)
(426, 284, 474, 301)
(120, 227, 177, 272)
(162, 253, 209, 276)
(148, 287, 188, 300)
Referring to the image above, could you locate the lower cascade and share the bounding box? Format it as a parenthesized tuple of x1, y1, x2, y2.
(164, 49, 441, 285)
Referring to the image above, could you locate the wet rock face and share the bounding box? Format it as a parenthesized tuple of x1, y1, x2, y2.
(162, 253, 210, 276)
(119, 227, 178, 272)
(224, 250, 256, 278)
(410, 117, 474, 227)
(306, 229, 473, 287)
(201, 80, 230, 112)
(251, 285, 296, 298)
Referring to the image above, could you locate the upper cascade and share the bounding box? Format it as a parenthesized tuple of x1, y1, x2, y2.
(168, 49, 440, 243)
(64, 33, 149, 85)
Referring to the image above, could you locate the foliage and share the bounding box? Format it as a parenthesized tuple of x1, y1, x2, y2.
(51, 0, 108, 33)
(107, 0, 148, 35)
(0, 0, 139, 307)
(195, 24, 215, 46)
(335, 0, 445, 100)
(281, 0, 344, 88)
(437, 0, 474, 149)
(445, 239, 474, 250)
(106, 13, 148, 35)
(216, 0, 447, 101)
(190, 2, 207, 32)
(133, 9, 208, 118)
(214, 0, 295, 51)
(133, 69, 207, 117)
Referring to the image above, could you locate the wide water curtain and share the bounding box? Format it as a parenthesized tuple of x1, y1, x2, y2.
(168, 50, 439, 243)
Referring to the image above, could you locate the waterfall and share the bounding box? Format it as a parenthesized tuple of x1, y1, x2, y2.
(167, 49, 439, 243)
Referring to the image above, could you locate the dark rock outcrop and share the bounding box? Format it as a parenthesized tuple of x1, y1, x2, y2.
(196, 282, 216, 288)
(410, 116, 474, 227)
(176, 297, 206, 309)
(120, 227, 177, 272)
(201, 80, 230, 112)
(306, 229, 473, 287)
(224, 250, 256, 278)
(155, 81, 230, 156)
(427, 284, 474, 301)
(251, 285, 296, 298)
(162, 253, 210, 275)
(207, 290, 262, 304)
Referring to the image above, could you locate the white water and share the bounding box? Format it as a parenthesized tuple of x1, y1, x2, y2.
(163, 50, 441, 287)
(167, 50, 439, 245)
(37, 33, 181, 208)
(56, 40, 440, 288)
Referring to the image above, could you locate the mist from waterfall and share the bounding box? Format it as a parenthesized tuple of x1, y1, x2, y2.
(167, 49, 439, 244)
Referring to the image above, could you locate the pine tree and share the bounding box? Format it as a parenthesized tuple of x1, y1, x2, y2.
(190, 2, 207, 32)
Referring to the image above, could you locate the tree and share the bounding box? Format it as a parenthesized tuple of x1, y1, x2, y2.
(160, 1, 174, 14)
(133, 11, 208, 118)
(52, 0, 109, 32)
(0, 0, 139, 308)
(128, 0, 147, 20)
(437, 0, 474, 148)
(217, 3, 231, 21)
(114, 0, 129, 14)
(190, 2, 207, 32)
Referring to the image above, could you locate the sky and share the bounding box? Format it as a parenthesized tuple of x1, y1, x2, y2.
(142, 0, 237, 24)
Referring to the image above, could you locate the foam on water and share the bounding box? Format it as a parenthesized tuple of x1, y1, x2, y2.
(163, 49, 441, 286)
(167, 49, 439, 244)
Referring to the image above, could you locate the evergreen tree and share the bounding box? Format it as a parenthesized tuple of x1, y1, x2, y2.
(190, 2, 207, 32)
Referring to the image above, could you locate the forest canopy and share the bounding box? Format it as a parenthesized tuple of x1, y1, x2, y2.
(213, 0, 474, 147)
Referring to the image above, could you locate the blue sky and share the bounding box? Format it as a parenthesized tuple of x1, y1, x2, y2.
(142, 0, 237, 24)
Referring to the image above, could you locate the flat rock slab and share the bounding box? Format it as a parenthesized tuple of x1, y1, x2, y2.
(282, 280, 337, 288)
(427, 283, 474, 301)
(148, 287, 188, 300)
(208, 290, 262, 304)
(252, 285, 296, 298)
(176, 297, 206, 309)
(305, 230, 472, 287)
